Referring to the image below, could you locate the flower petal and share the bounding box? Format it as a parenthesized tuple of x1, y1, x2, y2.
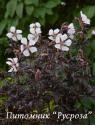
(35, 22, 41, 27)
(54, 29, 59, 34)
(28, 34, 33, 40)
(68, 23, 74, 29)
(16, 63, 19, 67)
(80, 11, 90, 25)
(21, 37, 27, 45)
(69, 34, 74, 39)
(12, 65, 17, 72)
(13, 58, 18, 63)
(17, 34, 22, 40)
(61, 46, 69, 51)
(55, 44, 69, 51)
(55, 34, 62, 43)
(28, 34, 39, 43)
(30, 23, 35, 28)
(10, 26, 16, 33)
(55, 44, 61, 49)
(48, 29, 53, 35)
(13, 68, 17, 72)
(30, 28, 35, 34)
(29, 47, 37, 53)
(29, 39, 36, 46)
(8, 68, 13, 72)
(7, 58, 13, 61)
(85, 19, 90, 25)
(48, 36, 55, 41)
(61, 34, 68, 41)
(6, 33, 13, 38)
(23, 49, 30, 56)
(20, 45, 24, 52)
(64, 39, 72, 46)
(16, 30, 22, 34)
(68, 23, 75, 35)
(36, 28, 41, 34)
(6, 61, 12, 66)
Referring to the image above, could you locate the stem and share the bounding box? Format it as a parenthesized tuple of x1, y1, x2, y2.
(16, 72, 20, 84)
(29, 55, 32, 68)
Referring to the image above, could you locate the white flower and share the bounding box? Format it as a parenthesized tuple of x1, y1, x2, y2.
(20, 37, 37, 57)
(29, 22, 41, 35)
(6, 58, 19, 72)
(6, 26, 22, 41)
(48, 28, 60, 41)
(67, 23, 75, 35)
(55, 33, 72, 51)
(29, 22, 41, 43)
(92, 30, 95, 35)
(28, 34, 39, 43)
(80, 11, 90, 25)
